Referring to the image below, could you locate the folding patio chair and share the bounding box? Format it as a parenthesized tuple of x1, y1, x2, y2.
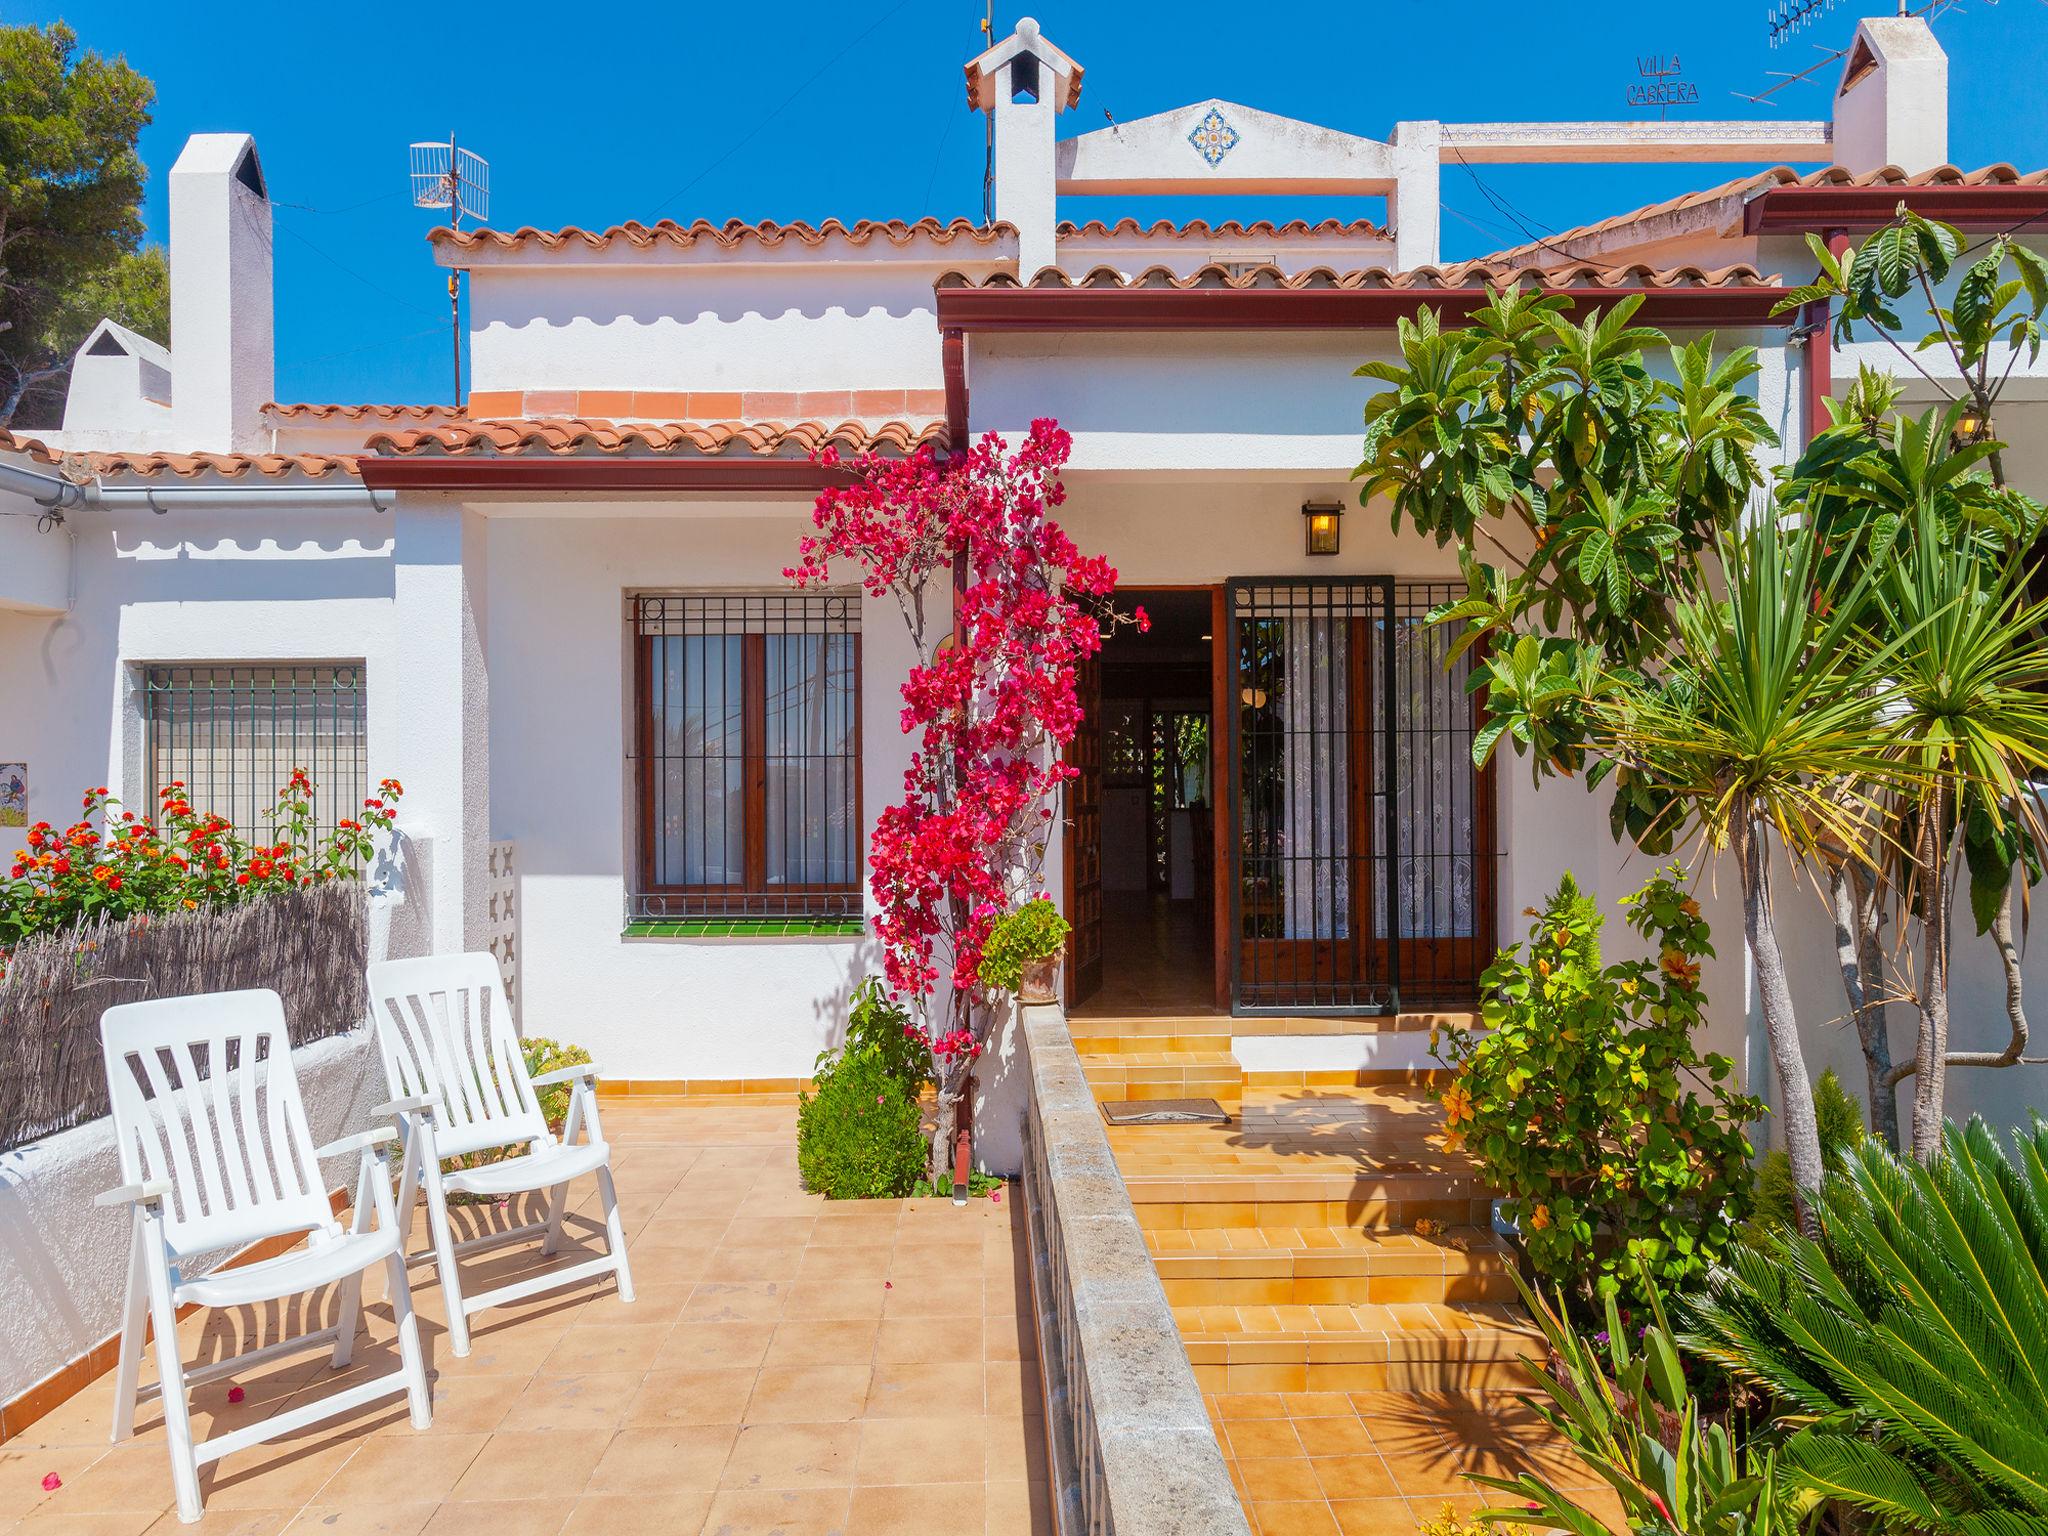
(365, 952, 633, 1358)
(99, 989, 431, 1525)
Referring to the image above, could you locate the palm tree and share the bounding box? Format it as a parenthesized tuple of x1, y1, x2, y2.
(1596, 511, 1912, 1223)
(1685, 1119, 2048, 1532)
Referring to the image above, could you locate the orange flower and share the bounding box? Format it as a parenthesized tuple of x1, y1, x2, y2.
(1441, 1081, 1476, 1129)
(1529, 1204, 1552, 1231)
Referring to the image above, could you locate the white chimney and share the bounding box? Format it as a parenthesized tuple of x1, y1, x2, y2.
(168, 133, 274, 452)
(967, 18, 1082, 279)
(1832, 17, 1948, 176)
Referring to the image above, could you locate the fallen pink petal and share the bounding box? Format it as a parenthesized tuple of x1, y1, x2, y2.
(226, 1385, 245, 1404)
(40, 1474, 60, 1493)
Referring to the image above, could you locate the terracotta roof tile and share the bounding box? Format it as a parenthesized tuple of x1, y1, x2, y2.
(938, 260, 1778, 292)
(367, 417, 949, 459)
(263, 401, 465, 421)
(85, 451, 363, 480)
(1057, 217, 1389, 242)
(1480, 163, 2048, 266)
(1, 429, 361, 480)
(430, 218, 1013, 256)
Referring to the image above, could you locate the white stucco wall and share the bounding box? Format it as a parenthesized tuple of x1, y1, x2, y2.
(466, 266, 967, 400)
(481, 506, 925, 1082)
(0, 499, 400, 835)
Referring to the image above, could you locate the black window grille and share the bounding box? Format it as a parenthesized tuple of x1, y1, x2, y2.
(632, 592, 861, 921)
(142, 664, 368, 839)
(1226, 579, 1495, 1014)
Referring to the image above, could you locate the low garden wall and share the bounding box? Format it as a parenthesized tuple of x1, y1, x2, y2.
(1017, 1000, 1249, 1536)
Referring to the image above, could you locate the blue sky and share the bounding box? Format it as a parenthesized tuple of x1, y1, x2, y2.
(18, 0, 2048, 407)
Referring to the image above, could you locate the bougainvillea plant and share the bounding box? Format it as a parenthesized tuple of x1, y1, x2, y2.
(789, 418, 1138, 1174)
(1, 770, 402, 958)
(1432, 869, 1762, 1304)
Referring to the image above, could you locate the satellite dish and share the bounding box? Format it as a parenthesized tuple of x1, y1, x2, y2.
(409, 138, 489, 226)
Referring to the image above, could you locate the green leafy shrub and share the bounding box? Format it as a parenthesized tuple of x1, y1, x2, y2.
(1687, 1119, 2048, 1532)
(1474, 1265, 1797, 1536)
(977, 896, 1070, 992)
(521, 1035, 592, 1133)
(841, 975, 928, 1095)
(796, 1047, 926, 1199)
(1743, 1068, 1863, 1239)
(1435, 870, 1762, 1301)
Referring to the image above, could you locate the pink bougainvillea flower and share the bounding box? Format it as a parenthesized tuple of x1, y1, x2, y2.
(226, 1385, 245, 1404)
(41, 1473, 61, 1492)
(883, 1280, 892, 1289)
(990, 1189, 1002, 1204)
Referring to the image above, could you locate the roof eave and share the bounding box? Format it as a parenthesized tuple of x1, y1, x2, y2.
(1743, 183, 2048, 233)
(936, 284, 1794, 332)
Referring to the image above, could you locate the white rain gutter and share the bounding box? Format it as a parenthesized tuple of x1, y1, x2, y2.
(0, 456, 389, 512)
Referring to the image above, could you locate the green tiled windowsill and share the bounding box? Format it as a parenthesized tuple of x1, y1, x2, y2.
(624, 917, 867, 938)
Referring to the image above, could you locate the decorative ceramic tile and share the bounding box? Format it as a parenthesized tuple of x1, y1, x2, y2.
(1188, 107, 1241, 169)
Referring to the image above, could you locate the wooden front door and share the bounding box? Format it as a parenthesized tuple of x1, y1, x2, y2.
(1064, 650, 1104, 1006)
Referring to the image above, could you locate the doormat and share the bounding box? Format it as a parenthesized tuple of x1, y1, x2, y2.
(1100, 1098, 1230, 1126)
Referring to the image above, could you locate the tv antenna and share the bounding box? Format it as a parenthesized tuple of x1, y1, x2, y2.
(409, 136, 489, 406)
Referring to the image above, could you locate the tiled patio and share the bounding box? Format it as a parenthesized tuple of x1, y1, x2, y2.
(1, 1099, 1050, 1536)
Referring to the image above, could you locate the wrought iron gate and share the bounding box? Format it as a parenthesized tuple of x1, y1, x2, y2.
(1226, 578, 1495, 1014)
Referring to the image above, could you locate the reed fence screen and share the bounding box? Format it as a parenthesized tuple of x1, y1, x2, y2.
(0, 882, 367, 1152)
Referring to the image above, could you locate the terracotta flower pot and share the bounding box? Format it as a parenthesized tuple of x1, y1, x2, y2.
(1018, 949, 1062, 1005)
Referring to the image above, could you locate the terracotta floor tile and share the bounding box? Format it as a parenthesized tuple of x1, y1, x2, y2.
(317, 1434, 489, 1503)
(447, 1432, 604, 1503)
(538, 1323, 674, 1375)
(418, 1500, 568, 1536)
(1224, 1419, 1305, 1460)
(763, 1319, 879, 1369)
(9, 1511, 161, 1536)
(853, 1418, 986, 1485)
(1236, 1458, 1324, 1504)
(651, 1323, 776, 1374)
(743, 1366, 871, 1424)
(623, 1368, 757, 1427)
(1252, 1500, 1342, 1536)
(1311, 1455, 1402, 1502)
(280, 1503, 436, 1536)
(875, 1317, 981, 1363)
(676, 1282, 786, 1327)
(584, 1425, 737, 1494)
(863, 1364, 983, 1421)
(696, 1487, 851, 1535)
(983, 1477, 1054, 1536)
(780, 1279, 888, 1323)
(719, 1422, 860, 1491)
(140, 1508, 294, 1536)
(559, 1491, 711, 1536)
(845, 1482, 985, 1534)
(1330, 1497, 1423, 1534)
(1291, 1417, 1377, 1459)
(491, 1373, 639, 1435)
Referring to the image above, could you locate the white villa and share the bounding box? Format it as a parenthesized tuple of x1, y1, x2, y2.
(3, 12, 2044, 1130)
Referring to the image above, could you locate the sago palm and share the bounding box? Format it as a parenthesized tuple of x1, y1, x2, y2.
(1594, 511, 1915, 1221)
(1685, 1119, 2048, 1533)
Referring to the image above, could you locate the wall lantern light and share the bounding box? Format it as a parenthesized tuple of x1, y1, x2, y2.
(1303, 501, 1343, 557)
(1953, 401, 1993, 447)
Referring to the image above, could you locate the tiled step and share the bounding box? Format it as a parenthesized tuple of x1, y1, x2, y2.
(1174, 1299, 1542, 1393)
(1229, 1011, 1481, 1037)
(1147, 1225, 1515, 1307)
(1123, 1173, 1492, 1233)
(1071, 1030, 1235, 1056)
(1079, 1049, 1243, 1111)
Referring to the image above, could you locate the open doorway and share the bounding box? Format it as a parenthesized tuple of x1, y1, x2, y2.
(1069, 588, 1224, 1016)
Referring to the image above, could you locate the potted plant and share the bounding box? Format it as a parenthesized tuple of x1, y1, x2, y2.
(979, 896, 1071, 1005)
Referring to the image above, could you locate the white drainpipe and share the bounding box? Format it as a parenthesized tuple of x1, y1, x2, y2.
(0, 456, 387, 513)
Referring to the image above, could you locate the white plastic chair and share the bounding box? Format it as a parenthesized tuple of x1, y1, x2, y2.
(365, 953, 633, 1357)
(99, 990, 431, 1525)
